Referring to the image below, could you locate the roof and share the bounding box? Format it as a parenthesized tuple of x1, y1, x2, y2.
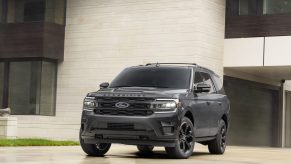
(141, 63, 215, 74)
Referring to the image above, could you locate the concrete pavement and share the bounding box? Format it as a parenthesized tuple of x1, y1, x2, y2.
(0, 144, 290, 164)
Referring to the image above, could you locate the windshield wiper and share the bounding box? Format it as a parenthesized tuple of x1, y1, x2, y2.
(112, 86, 159, 89)
(111, 85, 139, 88)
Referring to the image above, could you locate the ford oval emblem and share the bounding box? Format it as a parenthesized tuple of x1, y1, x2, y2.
(115, 102, 130, 108)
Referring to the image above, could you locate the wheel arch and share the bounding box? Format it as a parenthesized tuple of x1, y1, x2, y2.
(184, 110, 194, 126)
(221, 114, 228, 130)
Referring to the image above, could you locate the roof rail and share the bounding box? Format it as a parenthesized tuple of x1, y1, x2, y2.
(145, 63, 197, 66)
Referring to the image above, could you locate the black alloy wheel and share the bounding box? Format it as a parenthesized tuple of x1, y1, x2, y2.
(165, 117, 195, 159)
(79, 128, 111, 156)
(220, 125, 227, 150)
(178, 121, 194, 153)
(208, 120, 227, 154)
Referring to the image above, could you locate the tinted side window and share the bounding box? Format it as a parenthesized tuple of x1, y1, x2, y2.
(194, 71, 216, 93)
(201, 72, 216, 93)
(212, 74, 223, 91)
(194, 72, 204, 84)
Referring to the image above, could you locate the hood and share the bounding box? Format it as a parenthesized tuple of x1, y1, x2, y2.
(87, 87, 188, 99)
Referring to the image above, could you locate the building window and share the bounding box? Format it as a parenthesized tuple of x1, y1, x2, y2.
(9, 61, 42, 115)
(23, 0, 45, 22)
(6, 0, 66, 24)
(45, 0, 66, 25)
(237, 0, 291, 16)
(264, 0, 291, 14)
(239, 0, 258, 16)
(0, 0, 3, 22)
(0, 63, 4, 108)
(39, 61, 57, 116)
(0, 60, 57, 116)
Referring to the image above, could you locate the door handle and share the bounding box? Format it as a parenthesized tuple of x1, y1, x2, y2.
(206, 101, 211, 105)
(218, 102, 222, 106)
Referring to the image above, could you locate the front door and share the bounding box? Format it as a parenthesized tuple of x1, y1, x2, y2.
(190, 71, 214, 137)
(199, 71, 222, 136)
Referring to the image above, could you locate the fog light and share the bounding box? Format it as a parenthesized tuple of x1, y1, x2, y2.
(163, 127, 174, 134)
(161, 121, 175, 134)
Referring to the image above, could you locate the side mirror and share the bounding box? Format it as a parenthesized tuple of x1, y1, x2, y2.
(194, 83, 211, 93)
(99, 82, 109, 89)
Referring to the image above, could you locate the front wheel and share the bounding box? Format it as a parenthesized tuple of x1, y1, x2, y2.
(208, 120, 227, 154)
(79, 129, 111, 156)
(165, 117, 195, 159)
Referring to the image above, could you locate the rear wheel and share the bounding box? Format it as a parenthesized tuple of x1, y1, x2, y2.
(208, 120, 227, 154)
(79, 129, 111, 156)
(137, 145, 154, 154)
(165, 117, 195, 159)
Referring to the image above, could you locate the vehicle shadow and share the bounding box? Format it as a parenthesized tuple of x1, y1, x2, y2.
(81, 151, 213, 164)
(137, 151, 210, 159)
(102, 151, 210, 159)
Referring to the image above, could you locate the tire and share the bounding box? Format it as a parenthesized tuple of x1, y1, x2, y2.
(208, 120, 227, 154)
(79, 129, 111, 156)
(165, 117, 195, 159)
(137, 145, 154, 154)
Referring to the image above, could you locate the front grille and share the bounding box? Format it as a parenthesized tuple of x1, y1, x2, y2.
(95, 109, 153, 116)
(107, 123, 134, 130)
(94, 97, 154, 116)
(100, 102, 150, 109)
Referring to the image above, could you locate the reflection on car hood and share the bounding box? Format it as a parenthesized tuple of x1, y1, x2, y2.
(87, 87, 188, 99)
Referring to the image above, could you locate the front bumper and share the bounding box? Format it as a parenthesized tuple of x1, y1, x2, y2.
(80, 110, 180, 147)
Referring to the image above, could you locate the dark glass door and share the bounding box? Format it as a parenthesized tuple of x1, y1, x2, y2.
(39, 61, 57, 116)
(0, 60, 57, 115)
(0, 62, 4, 108)
(8, 61, 41, 115)
(285, 91, 291, 147)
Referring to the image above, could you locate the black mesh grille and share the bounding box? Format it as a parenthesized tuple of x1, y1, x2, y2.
(94, 97, 154, 116)
(99, 102, 150, 109)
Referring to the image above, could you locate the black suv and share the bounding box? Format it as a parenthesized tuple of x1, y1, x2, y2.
(79, 63, 230, 159)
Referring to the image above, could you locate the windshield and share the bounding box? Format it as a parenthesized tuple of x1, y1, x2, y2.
(109, 67, 191, 89)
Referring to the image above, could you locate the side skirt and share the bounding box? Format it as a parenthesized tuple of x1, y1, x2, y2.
(195, 136, 216, 142)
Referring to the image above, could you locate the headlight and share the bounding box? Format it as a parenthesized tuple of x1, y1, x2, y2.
(83, 97, 97, 110)
(150, 99, 178, 111)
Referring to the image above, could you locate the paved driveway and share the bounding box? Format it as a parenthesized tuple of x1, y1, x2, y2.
(0, 144, 290, 164)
